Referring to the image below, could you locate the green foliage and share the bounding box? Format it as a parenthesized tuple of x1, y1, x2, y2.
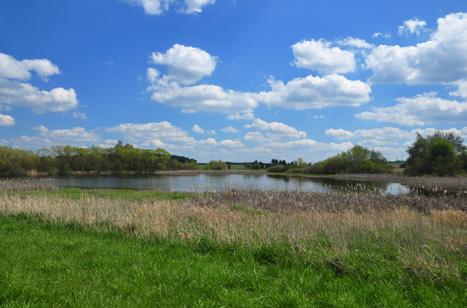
(0, 147, 38, 176)
(0, 143, 197, 176)
(306, 146, 391, 175)
(206, 160, 229, 170)
(0, 215, 464, 307)
(405, 132, 465, 176)
(267, 164, 288, 173)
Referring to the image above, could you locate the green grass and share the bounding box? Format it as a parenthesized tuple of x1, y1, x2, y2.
(2, 188, 193, 202)
(1, 215, 465, 307)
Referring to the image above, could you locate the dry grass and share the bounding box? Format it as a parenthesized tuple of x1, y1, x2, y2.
(0, 193, 464, 248)
(1, 185, 465, 280)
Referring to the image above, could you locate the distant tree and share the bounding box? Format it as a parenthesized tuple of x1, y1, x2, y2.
(405, 132, 465, 176)
(429, 138, 457, 176)
(305, 146, 390, 175)
(206, 160, 228, 170)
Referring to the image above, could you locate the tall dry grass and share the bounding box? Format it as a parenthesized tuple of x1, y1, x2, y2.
(1, 188, 465, 279)
(0, 193, 464, 248)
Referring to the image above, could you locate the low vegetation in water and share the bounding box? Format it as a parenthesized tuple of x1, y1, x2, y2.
(0, 182, 466, 306)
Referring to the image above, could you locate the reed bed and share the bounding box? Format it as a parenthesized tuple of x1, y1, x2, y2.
(1, 192, 465, 268)
(0, 178, 58, 191)
(1, 179, 465, 279)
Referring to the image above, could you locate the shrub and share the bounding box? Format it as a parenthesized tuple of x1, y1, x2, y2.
(206, 160, 228, 170)
(267, 165, 288, 173)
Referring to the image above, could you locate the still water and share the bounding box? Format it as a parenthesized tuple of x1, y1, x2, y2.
(51, 174, 412, 195)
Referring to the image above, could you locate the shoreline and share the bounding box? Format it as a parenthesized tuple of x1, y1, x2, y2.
(3, 170, 467, 190)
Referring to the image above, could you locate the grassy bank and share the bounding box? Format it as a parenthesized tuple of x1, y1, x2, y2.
(1, 187, 193, 202)
(1, 214, 465, 307)
(0, 186, 465, 306)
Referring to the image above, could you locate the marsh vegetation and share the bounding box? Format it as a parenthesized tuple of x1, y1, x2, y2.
(1, 182, 465, 305)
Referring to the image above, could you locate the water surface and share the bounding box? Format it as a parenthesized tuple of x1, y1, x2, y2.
(51, 174, 412, 195)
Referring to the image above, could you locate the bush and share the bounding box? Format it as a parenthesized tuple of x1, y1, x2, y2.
(206, 160, 228, 170)
(305, 146, 391, 175)
(267, 165, 288, 173)
(405, 133, 464, 176)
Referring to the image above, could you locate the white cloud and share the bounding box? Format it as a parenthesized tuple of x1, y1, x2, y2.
(366, 13, 467, 85)
(221, 126, 238, 133)
(245, 118, 307, 140)
(337, 37, 374, 49)
(126, 0, 215, 15)
(227, 112, 255, 121)
(147, 45, 259, 116)
(147, 42, 371, 115)
(398, 18, 427, 36)
(450, 79, 467, 98)
(372, 32, 391, 39)
(0, 114, 15, 126)
(356, 93, 467, 126)
(35, 125, 98, 143)
(325, 126, 467, 160)
(183, 0, 215, 14)
(150, 44, 217, 85)
(258, 74, 371, 109)
(0, 52, 78, 114)
(0, 53, 60, 80)
(291, 39, 356, 74)
(107, 121, 196, 150)
(129, 0, 164, 15)
(0, 78, 78, 113)
(192, 124, 205, 134)
(2, 125, 98, 149)
(148, 81, 258, 114)
(72, 111, 87, 120)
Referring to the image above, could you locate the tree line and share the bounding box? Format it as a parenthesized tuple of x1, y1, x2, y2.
(1, 131, 466, 177)
(0, 141, 197, 176)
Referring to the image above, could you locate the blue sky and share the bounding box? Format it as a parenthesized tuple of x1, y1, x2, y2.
(0, 0, 466, 162)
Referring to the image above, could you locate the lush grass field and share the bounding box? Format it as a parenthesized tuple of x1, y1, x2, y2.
(0, 183, 465, 307)
(0, 214, 465, 307)
(1, 187, 193, 202)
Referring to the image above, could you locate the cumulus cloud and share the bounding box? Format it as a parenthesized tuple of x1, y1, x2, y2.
(72, 111, 87, 120)
(107, 121, 196, 149)
(0, 53, 60, 80)
(221, 126, 238, 133)
(2, 125, 98, 149)
(258, 74, 371, 109)
(450, 79, 467, 98)
(325, 126, 467, 160)
(183, 0, 215, 14)
(366, 13, 467, 85)
(0, 78, 78, 113)
(126, 0, 215, 15)
(355, 93, 467, 126)
(398, 18, 427, 36)
(148, 80, 258, 114)
(150, 44, 217, 85)
(372, 32, 391, 39)
(192, 124, 205, 134)
(245, 118, 307, 140)
(0, 114, 15, 126)
(291, 39, 356, 74)
(0, 52, 78, 114)
(147, 42, 371, 115)
(147, 45, 260, 115)
(336, 37, 374, 49)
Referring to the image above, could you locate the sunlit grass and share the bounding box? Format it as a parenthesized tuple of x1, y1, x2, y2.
(0, 184, 465, 306)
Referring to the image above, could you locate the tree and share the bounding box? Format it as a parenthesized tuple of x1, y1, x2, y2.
(404, 132, 464, 176)
(206, 160, 228, 170)
(428, 138, 457, 176)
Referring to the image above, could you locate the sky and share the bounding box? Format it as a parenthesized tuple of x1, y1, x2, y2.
(0, 0, 466, 162)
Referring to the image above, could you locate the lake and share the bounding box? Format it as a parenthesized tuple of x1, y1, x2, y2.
(51, 173, 412, 195)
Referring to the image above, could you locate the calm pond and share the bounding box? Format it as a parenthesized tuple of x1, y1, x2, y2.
(51, 174, 412, 195)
